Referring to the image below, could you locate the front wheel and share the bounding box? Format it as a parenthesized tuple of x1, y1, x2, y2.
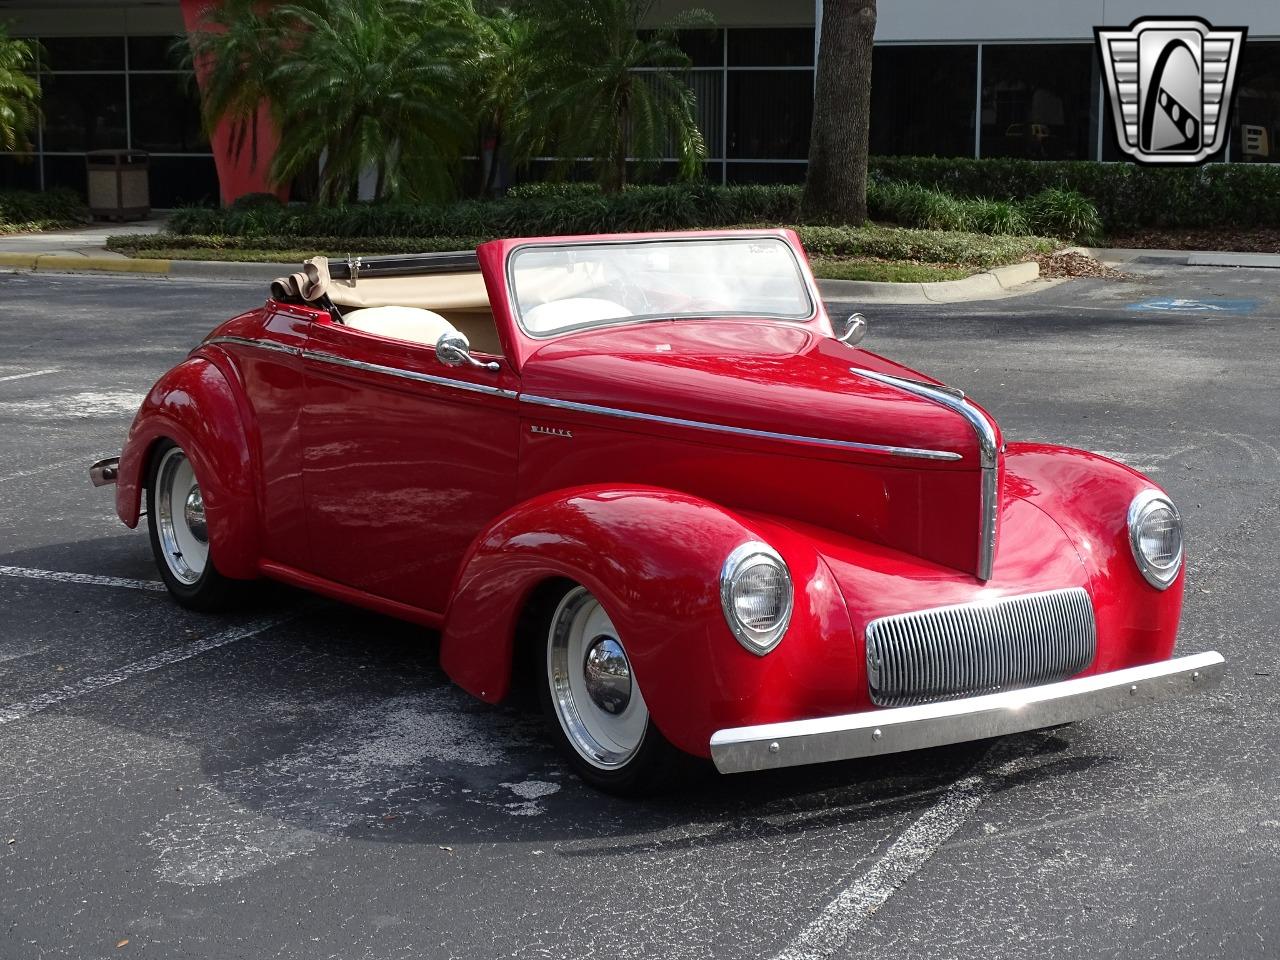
(146, 440, 244, 612)
(538, 584, 685, 795)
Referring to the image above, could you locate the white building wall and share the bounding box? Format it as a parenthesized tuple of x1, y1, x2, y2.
(652, 0, 1280, 39)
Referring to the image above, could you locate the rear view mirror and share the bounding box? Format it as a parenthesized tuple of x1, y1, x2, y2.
(834, 312, 868, 346)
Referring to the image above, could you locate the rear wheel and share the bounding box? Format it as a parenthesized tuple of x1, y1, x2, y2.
(146, 440, 243, 611)
(538, 583, 685, 795)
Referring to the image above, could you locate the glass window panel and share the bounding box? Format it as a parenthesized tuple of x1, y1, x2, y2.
(40, 73, 127, 151)
(980, 44, 1095, 160)
(41, 154, 88, 197)
(676, 28, 723, 68)
(0, 155, 41, 191)
(724, 162, 807, 184)
(130, 74, 208, 153)
(128, 36, 185, 71)
(1230, 40, 1280, 163)
(637, 29, 722, 68)
(871, 45, 977, 157)
(40, 36, 124, 71)
(636, 70, 721, 159)
(729, 28, 814, 67)
(147, 156, 220, 206)
(727, 71, 812, 159)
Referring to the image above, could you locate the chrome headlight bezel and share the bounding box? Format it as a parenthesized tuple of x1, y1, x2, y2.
(1127, 490, 1184, 590)
(720, 540, 794, 655)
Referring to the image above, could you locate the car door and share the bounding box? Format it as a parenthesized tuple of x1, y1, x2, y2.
(299, 319, 520, 615)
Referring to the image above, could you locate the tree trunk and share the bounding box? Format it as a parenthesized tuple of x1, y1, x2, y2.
(801, 0, 876, 224)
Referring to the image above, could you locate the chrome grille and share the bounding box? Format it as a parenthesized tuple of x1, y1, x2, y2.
(865, 588, 1096, 707)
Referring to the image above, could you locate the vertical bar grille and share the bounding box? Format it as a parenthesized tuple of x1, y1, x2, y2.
(866, 587, 1096, 707)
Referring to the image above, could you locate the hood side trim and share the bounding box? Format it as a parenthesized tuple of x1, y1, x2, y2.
(519, 393, 964, 463)
(848, 367, 1000, 580)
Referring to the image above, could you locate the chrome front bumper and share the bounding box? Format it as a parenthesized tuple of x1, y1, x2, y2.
(89, 457, 119, 487)
(709, 651, 1225, 774)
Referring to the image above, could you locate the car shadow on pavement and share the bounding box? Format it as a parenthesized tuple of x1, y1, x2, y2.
(3, 536, 1122, 861)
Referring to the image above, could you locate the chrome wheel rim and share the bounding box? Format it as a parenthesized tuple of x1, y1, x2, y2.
(547, 586, 647, 769)
(155, 446, 208, 586)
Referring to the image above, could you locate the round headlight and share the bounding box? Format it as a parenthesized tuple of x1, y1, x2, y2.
(1128, 490, 1183, 589)
(720, 541, 793, 655)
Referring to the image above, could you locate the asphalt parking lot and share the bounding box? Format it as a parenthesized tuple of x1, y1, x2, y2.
(1, 263, 1277, 960)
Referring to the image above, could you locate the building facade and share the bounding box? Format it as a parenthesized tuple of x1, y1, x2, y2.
(1, 0, 1279, 204)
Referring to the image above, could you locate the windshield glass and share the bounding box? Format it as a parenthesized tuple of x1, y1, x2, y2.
(508, 236, 814, 337)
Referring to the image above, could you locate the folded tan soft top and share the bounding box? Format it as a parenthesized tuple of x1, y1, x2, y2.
(272, 256, 490, 311)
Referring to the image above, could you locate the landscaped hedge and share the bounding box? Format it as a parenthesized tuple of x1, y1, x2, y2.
(0, 187, 86, 232)
(167, 184, 806, 240)
(870, 156, 1280, 231)
(109, 224, 1056, 270)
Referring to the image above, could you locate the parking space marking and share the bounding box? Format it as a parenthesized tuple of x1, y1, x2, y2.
(0, 615, 292, 726)
(0, 565, 167, 592)
(771, 739, 1034, 960)
(0, 368, 59, 384)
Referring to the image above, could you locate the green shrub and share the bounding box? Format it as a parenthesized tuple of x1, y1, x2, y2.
(0, 187, 86, 230)
(1022, 188, 1104, 244)
(870, 155, 1280, 231)
(965, 199, 1029, 237)
(110, 224, 1056, 271)
(228, 191, 285, 212)
(797, 225, 1056, 269)
(166, 184, 808, 239)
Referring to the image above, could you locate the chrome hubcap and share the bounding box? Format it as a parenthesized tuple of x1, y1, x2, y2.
(583, 635, 632, 715)
(547, 587, 648, 769)
(183, 487, 208, 543)
(154, 447, 209, 586)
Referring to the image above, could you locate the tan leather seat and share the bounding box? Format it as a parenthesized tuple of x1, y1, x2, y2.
(343, 306, 457, 346)
(522, 298, 631, 334)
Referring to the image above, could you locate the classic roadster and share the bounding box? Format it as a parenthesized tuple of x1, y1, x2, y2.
(91, 229, 1223, 793)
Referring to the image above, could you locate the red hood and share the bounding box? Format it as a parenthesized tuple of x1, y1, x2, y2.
(519, 319, 994, 469)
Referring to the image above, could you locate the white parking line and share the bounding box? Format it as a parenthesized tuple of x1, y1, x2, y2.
(770, 739, 1033, 960)
(0, 368, 60, 384)
(0, 565, 167, 592)
(0, 616, 292, 726)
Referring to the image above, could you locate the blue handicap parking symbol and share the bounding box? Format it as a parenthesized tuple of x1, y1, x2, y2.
(1126, 297, 1259, 314)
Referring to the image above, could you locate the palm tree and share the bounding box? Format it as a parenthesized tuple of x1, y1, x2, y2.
(0, 27, 40, 154)
(269, 0, 471, 203)
(179, 0, 283, 171)
(534, 0, 711, 192)
(466, 5, 548, 194)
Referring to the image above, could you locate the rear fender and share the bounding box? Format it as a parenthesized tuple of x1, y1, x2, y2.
(440, 485, 858, 758)
(116, 357, 259, 580)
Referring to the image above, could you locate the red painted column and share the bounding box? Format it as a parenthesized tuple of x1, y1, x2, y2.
(180, 0, 287, 205)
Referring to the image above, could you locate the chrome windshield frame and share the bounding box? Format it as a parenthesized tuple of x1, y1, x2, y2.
(504, 234, 820, 340)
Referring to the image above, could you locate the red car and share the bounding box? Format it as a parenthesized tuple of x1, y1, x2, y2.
(91, 229, 1223, 793)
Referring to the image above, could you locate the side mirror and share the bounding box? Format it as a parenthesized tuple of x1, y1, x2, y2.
(834, 312, 868, 346)
(436, 330, 499, 371)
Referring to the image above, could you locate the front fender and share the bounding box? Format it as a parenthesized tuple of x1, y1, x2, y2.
(1004, 442, 1185, 670)
(440, 485, 859, 758)
(116, 357, 259, 580)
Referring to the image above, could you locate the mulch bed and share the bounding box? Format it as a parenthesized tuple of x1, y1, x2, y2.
(1108, 227, 1280, 253)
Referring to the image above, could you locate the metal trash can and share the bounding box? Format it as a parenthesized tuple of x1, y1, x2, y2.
(86, 150, 151, 221)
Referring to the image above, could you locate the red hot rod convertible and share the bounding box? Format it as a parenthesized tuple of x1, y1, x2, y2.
(91, 229, 1223, 793)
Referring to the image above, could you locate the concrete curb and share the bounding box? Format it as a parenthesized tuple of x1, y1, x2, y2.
(0, 252, 171, 274)
(5, 249, 1047, 299)
(0, 252, 293, 282)
(817, 260, 1041, 304)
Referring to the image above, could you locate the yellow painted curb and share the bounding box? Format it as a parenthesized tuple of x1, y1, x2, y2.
(0, 253, 39, 269)
(33, 255, 172, 274)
